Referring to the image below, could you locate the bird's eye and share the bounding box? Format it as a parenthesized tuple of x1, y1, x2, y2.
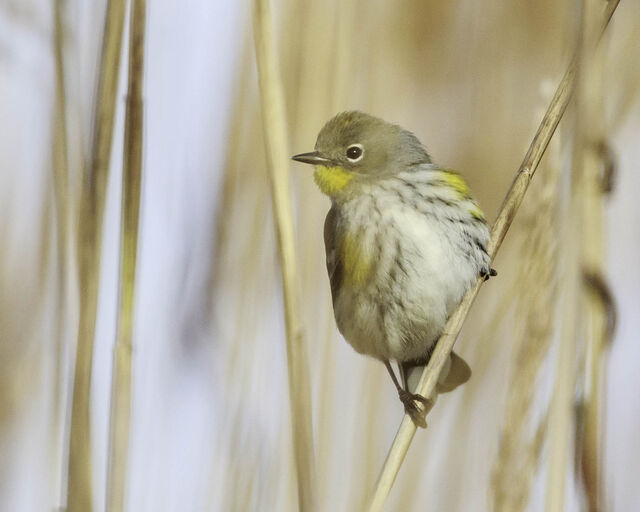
(346, 144, 364, 162)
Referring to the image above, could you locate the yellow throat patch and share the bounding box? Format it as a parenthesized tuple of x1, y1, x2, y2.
(313, 166, 353, 196)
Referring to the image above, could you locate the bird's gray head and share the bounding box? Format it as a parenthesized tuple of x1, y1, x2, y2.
(292, 111, 431, 198)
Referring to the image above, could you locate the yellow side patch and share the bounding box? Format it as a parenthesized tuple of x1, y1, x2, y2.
(441, 170, 471, 198)
(470, 204, 485, 221)
(313, 166, 353, 196)
(342, 234, 373, 287)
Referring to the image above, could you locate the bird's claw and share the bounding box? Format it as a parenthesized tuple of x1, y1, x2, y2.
(480, 267, 498, 281)
(482, 268, 498, 281)
(398, 389, 432, 429)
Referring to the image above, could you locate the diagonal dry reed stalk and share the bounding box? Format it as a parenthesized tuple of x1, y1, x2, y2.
(252, 0, 316, 510)
(66, 1, 127, 510)
(367, 2, 621, 510)
(105, 0, 146, 510)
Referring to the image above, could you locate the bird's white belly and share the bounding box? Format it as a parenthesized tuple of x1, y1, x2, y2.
(333, 205, 479, 362)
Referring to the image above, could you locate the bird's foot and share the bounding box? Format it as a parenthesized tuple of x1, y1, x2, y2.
(482, 268, 498, 281)
(398, 389, 432, 429)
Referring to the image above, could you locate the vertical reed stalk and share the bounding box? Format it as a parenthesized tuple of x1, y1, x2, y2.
(545, 1, 607, 510)
(543, 171, 581, 512)
(253, 0, 316, 509)
(67, 1, 127, 510)
(581, 227, 611, 512)
(367, 3, 620, 510)
(105, 0, 146, 510)
(580, 25, 612, 512)
(51, 0, 72, 507)
(491, 127, 561, 512)
(210, 37, 251, 298)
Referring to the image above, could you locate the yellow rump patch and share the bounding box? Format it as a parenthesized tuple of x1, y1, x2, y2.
(313, 166, 353, 196)
(342, 234, 373, 287)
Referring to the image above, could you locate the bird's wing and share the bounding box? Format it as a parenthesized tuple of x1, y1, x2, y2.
(323, 206, 343, 303)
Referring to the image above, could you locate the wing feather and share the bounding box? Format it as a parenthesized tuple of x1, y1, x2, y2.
(323, 206, 342, 303)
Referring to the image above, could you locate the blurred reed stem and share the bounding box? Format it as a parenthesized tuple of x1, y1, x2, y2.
(546, 1, 612, 510)
(579, 13, 618, 512)
(491, 116, 561, 512)
(252, 0, 316, 510)
(106, 0, 146, 510)
(210, 37, 250, 299)
(367, 3, 621, 510)
(51, 0, 73, 507)
(67, 1, 127, 510)
(609, 26, 640, 128)
(577, 0, 611, 510)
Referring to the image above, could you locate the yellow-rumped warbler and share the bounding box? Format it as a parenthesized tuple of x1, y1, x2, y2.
(293, 111, 495, 427)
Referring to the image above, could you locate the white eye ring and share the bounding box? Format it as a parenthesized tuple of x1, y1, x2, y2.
(346, 143, 364, 162)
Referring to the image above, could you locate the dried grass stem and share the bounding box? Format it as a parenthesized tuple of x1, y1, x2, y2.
(253, 0, 316, 509)
(66, 1, 127, 510)
(105, 0, 146, 510)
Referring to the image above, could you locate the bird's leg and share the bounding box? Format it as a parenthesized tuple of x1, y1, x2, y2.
(384, 360, 430, 428)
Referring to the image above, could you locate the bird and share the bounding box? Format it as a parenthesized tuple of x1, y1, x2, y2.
(292, 111, 495, 427)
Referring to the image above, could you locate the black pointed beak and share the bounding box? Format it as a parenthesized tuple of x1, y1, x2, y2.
(291, 151, 332, 166)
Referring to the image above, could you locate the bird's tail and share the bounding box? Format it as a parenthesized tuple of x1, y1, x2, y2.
(400, 351, 471, 396)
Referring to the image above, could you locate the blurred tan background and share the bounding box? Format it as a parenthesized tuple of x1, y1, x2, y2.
(0, 0, 639, 510)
